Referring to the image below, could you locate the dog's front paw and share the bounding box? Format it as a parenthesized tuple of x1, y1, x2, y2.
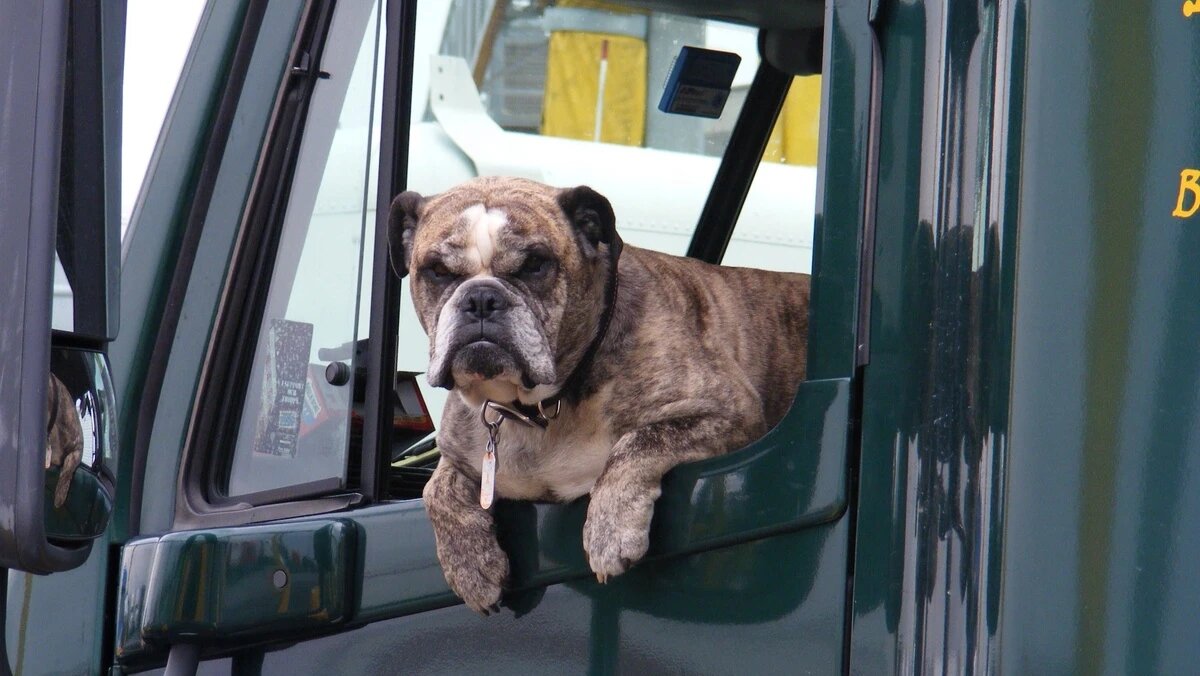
(435, 529, 510, 614)
(582, 488, 654, 583)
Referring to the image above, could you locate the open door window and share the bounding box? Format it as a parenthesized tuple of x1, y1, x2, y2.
(172, 0, 848, 520)
(169, 0, 390, 526)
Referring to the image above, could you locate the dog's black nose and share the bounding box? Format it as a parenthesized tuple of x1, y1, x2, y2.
(462, 286, 508, 320)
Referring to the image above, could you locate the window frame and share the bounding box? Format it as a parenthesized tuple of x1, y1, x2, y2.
(178, 0, 860, 527)
(217, 0, 385, 505)
(177, 0, 400, 526)
(111, 1, 885, 662)
(358, 0, 418, 504)
(202, 0, 338, 507)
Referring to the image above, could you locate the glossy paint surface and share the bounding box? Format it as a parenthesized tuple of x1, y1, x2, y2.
(810, 0, 875, 381)
(850, 0, 1022, 672)
(115, 520, 354, 665)
(999, 3, 1200, 673)
(209, 523, 849, 676)
(852, 0, 1200, 673)
(114, 375, 851, 669)
(355, 378, 850, 622)
(4, 553, 111, 676)
(80, 0, 1200, 672)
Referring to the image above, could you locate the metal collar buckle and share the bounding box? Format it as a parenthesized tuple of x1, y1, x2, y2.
(480, 398, 562, 430)
(481, 400, 538, 428)
(536, 399, 562, 422)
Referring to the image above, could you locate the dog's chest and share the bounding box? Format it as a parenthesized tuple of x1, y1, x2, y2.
(485, 414, 613, 502)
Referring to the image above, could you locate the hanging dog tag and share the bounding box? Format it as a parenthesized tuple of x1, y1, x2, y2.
(478, 401, 513, 510)
(480, 447, 496, 509)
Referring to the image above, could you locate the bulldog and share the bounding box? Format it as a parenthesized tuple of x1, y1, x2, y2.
(389, 177, 809, 614)
(45, 373, 83, 509)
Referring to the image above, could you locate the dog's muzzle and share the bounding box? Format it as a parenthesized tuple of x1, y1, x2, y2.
(428, 278, 555, 390)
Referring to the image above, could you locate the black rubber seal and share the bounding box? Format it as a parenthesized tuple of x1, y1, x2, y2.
(127, 0, 266, 536)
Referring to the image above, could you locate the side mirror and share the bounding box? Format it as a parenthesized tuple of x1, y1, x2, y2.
(0, 0, 123, 574)
(0, 348, 114, 573)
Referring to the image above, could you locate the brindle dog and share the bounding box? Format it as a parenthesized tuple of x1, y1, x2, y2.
(390, 177, 809, 614)
(46, 373, 83, 509)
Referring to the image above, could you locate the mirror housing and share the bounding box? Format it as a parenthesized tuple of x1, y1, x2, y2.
(45, 467, 113, 543)
(0, 0, 123, 574)
(0, 0, 88, 575)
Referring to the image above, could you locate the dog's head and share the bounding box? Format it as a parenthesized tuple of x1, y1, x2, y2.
(389, 177, 621, 407)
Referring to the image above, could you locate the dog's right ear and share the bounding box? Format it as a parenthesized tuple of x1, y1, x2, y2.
(388, 191, 425, 278)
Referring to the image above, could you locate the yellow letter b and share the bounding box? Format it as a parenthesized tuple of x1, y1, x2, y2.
(1173, 168, 1200, 218)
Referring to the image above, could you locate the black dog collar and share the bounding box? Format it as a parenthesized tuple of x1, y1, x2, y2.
(494, 234, 623, 429)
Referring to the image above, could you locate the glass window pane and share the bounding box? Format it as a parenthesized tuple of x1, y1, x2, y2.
(225, 0, 382, 501)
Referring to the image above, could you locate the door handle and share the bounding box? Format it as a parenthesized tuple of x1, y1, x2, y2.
(115, 520, 354, 666)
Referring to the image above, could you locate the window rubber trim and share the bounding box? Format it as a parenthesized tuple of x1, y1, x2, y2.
(841, 27, 883, 676)
(127, 0, 266, 536)
(359, 0, 418, 503)
(180, 0, 341, 514)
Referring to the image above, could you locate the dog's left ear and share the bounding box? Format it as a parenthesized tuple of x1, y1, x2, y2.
(557, 185, 620, 256)
(389, 191, 425, 278)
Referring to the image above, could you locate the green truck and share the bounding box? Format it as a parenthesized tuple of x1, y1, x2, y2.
(3, 0, 1199, 673)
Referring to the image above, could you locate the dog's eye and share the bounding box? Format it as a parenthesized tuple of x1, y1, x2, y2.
(424, 262, 455, 282)
(517, 254, 551, 279)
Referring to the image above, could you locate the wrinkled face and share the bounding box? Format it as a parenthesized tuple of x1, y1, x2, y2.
(388, 177, 618, 407)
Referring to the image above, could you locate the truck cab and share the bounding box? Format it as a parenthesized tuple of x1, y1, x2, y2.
(4, 0, 1200, 674)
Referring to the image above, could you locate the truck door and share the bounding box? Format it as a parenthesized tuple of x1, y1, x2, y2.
(109, 1, 877, 673)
